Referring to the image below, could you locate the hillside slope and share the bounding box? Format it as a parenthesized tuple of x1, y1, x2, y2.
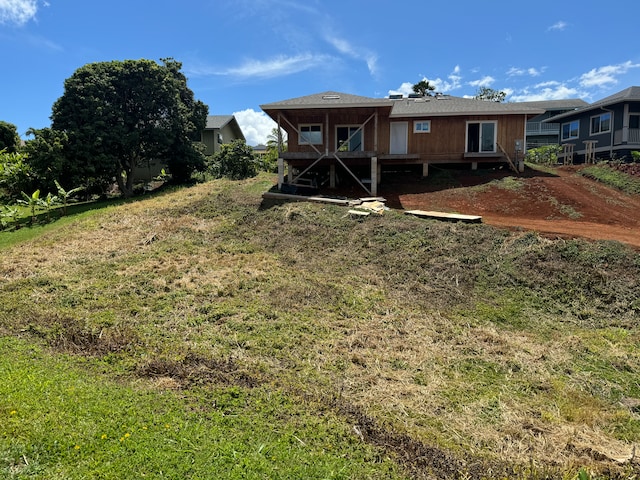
(1, 174, 639, 479)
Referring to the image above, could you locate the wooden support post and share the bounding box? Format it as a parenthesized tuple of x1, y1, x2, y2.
(277, 157, 284, 189)
(330, 164, 336, 188)
(371, 156, 378, 197)
(471, 162, 478, 171)
(422, 162, 429, 177)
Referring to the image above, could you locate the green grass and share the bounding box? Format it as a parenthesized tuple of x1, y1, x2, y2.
(0, 336, 400, 479)
(1, 173, 639, 479)
(580, 164, 640, 194)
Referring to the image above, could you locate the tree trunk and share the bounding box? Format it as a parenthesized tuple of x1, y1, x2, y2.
(116, 168, 135, 198)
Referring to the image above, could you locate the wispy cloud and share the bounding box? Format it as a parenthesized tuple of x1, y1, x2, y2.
(579, 61, 640, 87)
(507, 67, 545, 77)
(0, 0, 38, 25)
(188, 53, 332, 79)
(468, 76, 495, 88)
(548, 21, 568, 31)
(325, 34, 378, 76)
(509, 84, 583, 102)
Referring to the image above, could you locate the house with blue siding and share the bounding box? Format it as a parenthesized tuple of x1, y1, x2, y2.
(544, 86, 640, 162)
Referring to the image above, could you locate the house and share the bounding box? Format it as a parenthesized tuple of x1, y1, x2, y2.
(519, 99, 588, 149)
(201, 115, 246, 155)
(252, 144, 268, 157)
(260, 91, 544, 196)
(544, 86, 640, 163)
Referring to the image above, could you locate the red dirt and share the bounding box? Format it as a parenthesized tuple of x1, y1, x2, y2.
(378, 165, 640, 249)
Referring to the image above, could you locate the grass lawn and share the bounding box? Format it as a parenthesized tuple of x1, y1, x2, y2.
(1, 171, 639, 479)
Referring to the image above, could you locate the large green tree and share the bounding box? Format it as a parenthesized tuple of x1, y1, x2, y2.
(51, 58, 208, 197)
(23, 127, 72, 193)
(0, 121, 21, 153)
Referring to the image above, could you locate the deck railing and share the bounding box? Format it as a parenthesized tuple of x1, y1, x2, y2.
(614, 128, 640, 145)
(526, 122, 560, 135)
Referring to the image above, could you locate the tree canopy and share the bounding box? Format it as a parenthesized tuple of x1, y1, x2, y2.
(0, 121, 20, 153)
(474, 87, 507, 102)
(51, 58, 208, 197)
(412, 80, 436, 97)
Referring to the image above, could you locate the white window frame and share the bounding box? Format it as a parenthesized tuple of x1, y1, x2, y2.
(465, 121, 497, 153)
(590, 112, 611, 136)
(335, 125, 364, 152)
(413, 120, 431, 133)
(561, 120, 579, 141)
(298, 124, 323, 145)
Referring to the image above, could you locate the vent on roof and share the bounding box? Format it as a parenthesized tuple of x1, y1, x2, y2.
(389, 94, 403, 100)
(408, 93, 422, 98)
(322, 94, 341, 100)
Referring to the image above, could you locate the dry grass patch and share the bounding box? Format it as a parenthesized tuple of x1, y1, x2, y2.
(1, 175, 639, 478)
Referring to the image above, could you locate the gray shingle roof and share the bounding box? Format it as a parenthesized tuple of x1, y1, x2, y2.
(389, 95, 544, 117)
(544, 86, 640, 122)
(260, 91, 544, 116)
(260, 91, 392, 110)
(515, 99, 588, 110)
(206, 115, 235, 129)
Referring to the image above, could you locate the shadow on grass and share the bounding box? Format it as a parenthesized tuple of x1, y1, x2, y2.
(0, 182, 187, 248)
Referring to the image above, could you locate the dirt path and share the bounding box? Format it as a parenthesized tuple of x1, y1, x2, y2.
(380, 165, 640, 249)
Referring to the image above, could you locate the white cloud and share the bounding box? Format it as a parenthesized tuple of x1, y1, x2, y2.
(189, 54, 331, 80)
(507, 67, 544, 77)
(509, 84, 582, 102)
(0, 0, 38, 25)
(579, 61, 640, 88)
(233, 108, 278, 146)
(548, 21, 568, 31)
(468, 76, 495, 88)
(325, 34, 378, 76)
(388, 82, 414, 97)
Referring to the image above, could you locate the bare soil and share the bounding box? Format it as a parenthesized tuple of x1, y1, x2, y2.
(377, 165, 640, 249)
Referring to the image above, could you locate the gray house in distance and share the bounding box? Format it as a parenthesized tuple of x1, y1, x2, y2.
(519, 99, 588, 149)
(201, 115, 246, 155)
(544, 86, 640, 162)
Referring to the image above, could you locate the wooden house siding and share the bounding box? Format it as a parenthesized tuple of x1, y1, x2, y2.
(261, 91, 544, 195)
(383, 114, 526, 162)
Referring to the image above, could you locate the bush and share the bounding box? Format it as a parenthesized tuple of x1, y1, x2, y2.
(208, 140, 258, 180)
(525, 145, 562, 165)
(0, 150, 34, 201)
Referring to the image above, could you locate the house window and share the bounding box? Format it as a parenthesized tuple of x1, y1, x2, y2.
(336, 126, 363, 151)
(466, 121, 496, 153)
(414, 121, 431, 133)
(561, 120, 579, 141)
(299, 124, 322, 145)
(630, 114, 640, 129)
(590, 112, 611, 135)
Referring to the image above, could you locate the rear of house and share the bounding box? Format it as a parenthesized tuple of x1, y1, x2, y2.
(261, 91, 543, 195)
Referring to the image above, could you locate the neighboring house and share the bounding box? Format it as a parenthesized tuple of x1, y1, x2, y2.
(260, 91, 543, 196)
(252, 144, 268, 157)
(201, 115, 246, 155)
(519, 99, 588, 149)
(544, 86, 640, 163)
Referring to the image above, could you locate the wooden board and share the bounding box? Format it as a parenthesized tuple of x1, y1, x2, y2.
(262, 191, 350, 205)
(404, 209, 482, 223)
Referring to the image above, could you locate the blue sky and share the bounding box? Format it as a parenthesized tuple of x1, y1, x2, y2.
(2, 0, 639, 146)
